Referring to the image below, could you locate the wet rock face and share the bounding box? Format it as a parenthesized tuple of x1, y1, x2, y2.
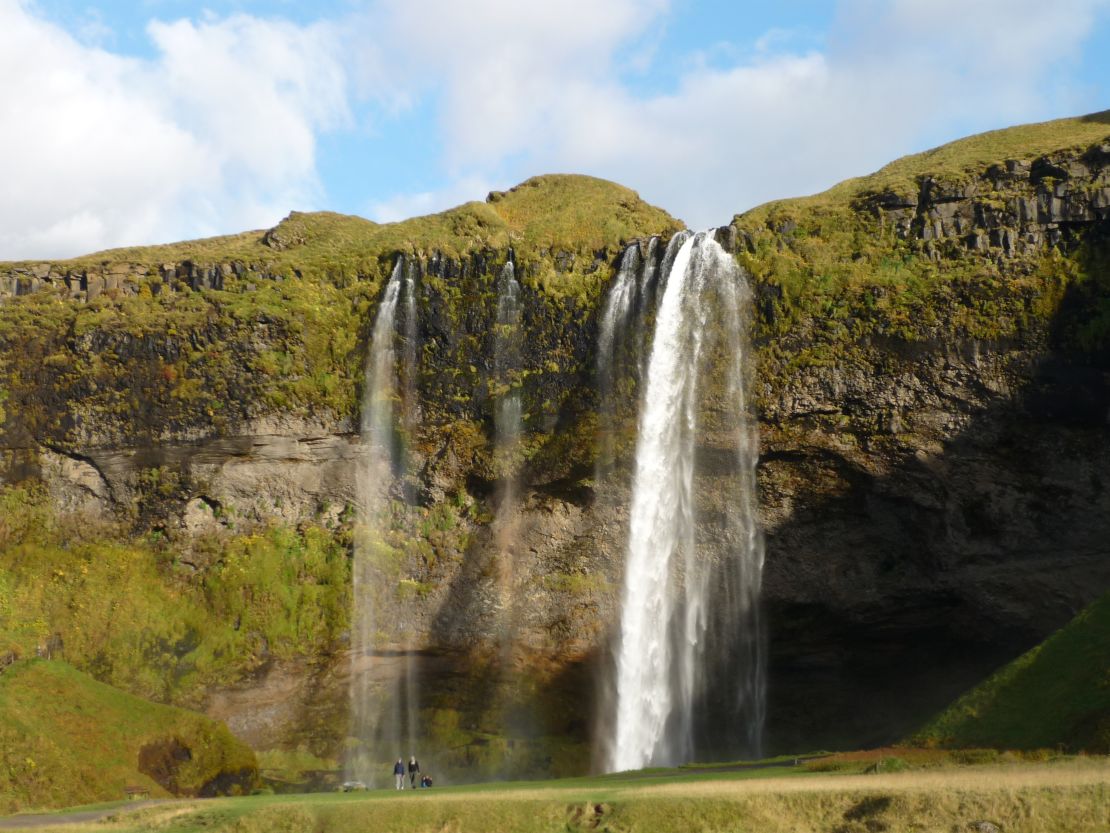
(0, 259, 255, 303)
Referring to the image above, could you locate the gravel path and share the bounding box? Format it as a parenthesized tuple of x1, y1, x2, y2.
(0, 800, 164, 829)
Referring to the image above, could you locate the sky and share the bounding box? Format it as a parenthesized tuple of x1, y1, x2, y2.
(1, 0, 1109, 259)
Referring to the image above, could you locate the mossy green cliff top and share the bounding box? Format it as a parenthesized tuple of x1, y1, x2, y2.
(746, 109, 1110, 217)
(0, 173, 680, 285)
(0, 174, 679, 439)
(732, 109, 1110, 370)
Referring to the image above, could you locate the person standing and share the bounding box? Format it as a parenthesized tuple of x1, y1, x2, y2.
(393, 758, 405, 790)
(408, 755, 421, 789)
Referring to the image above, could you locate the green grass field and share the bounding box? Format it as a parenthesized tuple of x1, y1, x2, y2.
(7, 756, 1109, 833)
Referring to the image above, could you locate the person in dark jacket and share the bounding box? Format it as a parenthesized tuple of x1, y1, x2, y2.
(408, 755, 421, 788)
(393, 758, 405, 790)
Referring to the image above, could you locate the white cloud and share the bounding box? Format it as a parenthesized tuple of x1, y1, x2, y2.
(2, 0, 1108, 256)
(371, 0, 670, 170)
(361, 0, 1110, 229)
(0, 0, 350, 259)
(367, 175, 495, 223)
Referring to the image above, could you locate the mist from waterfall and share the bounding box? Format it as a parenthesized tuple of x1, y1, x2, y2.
(347, 258, 422, 783)
(608, 231, 765, 772)
(399, 261, 420, 758)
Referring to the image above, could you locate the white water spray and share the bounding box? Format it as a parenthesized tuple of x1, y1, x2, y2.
(494, 260, 523, 475)
(609, 232, 765, 771)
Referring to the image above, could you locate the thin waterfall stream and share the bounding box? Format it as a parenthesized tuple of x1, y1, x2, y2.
(347, 258, 422, 784)
(493, 259, 523, 620)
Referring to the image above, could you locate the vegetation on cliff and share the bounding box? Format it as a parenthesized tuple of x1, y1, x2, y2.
(0, 175, 679, 441)
(912, 593, 1110, 753)
(4, 174, 679, 277)
(0, 659, 257, 813)
(734, 110, 1110, 380)
(0, 486, 349, 702)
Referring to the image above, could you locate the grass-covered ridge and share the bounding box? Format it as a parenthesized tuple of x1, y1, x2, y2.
(0, 659, 257, 813)
(912, 593, 1110, 753)
(0, 175, 680, 431)
(1, 174, 680, 278)
(770, 109, 1110, 210)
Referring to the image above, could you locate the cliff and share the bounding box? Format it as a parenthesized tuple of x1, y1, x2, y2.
(1, 113, 1108, 778)
(735, 110, 1110, 750)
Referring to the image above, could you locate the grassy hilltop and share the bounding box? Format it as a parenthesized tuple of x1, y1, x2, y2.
(2, 174, 680, 286)
(0, 175, 680, 432)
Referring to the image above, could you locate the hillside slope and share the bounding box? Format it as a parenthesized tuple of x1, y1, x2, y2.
(912, 593, 1110, 752)
(0, 659, 258, 813)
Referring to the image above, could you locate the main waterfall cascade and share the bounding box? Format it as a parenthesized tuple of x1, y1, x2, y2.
(606, 231, 766, 772)
(347, 258, 422, 784)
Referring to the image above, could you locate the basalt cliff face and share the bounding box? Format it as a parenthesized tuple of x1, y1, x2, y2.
(1, 117, 1109, 776)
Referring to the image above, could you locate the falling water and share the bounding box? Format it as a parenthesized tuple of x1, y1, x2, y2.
(596, 235, 673, 481)
(400, 260, 420, 759)
(492, 259, 523, 618)
(596, 243, 642, 480)
(494, 259, 523, 471)
(609, 231, 765, 772)
(347, 258, 422, 783)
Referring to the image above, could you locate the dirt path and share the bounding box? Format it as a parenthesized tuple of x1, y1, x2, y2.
(0, 801, 165, 829)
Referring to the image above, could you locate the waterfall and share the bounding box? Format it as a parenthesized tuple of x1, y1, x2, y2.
(400, 260, 420, 759)
(492, 260, 523, 613)
(494, 259, 523, 473)
(596, 243, 641, 481)
(609, 231, 765, 772)
(347, 258, 421, 783)
(597, 236, 671, 480)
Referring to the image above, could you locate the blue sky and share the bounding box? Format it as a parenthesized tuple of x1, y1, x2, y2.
(2, 0, 1108, 258)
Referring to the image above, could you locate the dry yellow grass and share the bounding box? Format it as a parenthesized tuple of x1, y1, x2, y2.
(629, 757, 1110, 799)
